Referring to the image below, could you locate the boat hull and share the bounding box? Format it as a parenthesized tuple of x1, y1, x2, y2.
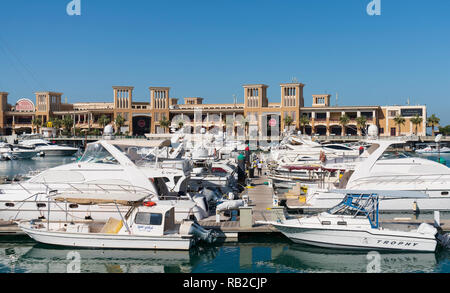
(274, 225, 437, 252)
(10, 151, 39, 160)
(20, 224, 193, 250)
(39, 148, 78, 156)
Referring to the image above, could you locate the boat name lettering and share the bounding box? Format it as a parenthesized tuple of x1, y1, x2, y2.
(376, 240, 419, 247)
(137, 225, 154, 232)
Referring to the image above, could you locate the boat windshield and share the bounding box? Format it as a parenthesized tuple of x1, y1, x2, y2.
(327, 194, 379, 228)
(79, 143, 119, 164)
(112, 145, 157, 164)
(378, 151, 419, 160)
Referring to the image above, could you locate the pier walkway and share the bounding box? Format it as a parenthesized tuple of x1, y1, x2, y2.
(246, 170, 274, 222)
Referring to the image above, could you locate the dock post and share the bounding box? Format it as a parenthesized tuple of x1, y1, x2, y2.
(434, 211, 441, 228)
(216, 210, 221, 223)
(271, 207, 286, 222)
(239, 207, 253, 228)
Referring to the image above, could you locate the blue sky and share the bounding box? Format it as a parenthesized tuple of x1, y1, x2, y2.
(0, 0, 449, 125)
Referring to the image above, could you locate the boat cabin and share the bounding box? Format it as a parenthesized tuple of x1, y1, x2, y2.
(127, 204, 177, 236)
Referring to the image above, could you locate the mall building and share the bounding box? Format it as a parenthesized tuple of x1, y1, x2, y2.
(0, 82, 427, 137)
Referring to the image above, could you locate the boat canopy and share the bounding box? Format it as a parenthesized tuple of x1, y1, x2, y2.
(111, 139, 171, 148)
(330, 189, 429, 199)
(52, 193, 151, 206)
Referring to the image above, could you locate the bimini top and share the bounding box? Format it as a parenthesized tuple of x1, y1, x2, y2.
(330, 189, 428, 199)
(52, 193, 151, 206)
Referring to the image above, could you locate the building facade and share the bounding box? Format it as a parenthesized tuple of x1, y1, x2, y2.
(0, 82, 427, 137)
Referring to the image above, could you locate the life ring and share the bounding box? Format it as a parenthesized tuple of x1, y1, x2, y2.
(143, 201, 156, 207)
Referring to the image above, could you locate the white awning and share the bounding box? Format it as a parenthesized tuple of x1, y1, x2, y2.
(331, 190, 429, 198)
(110, 139, 171, 148)
(52, 193, 151, 206)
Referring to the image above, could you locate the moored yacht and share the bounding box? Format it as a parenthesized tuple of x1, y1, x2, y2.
(303, 140, 450, 212)
(416, 144, 450, 154)
(19, 139, 78, 157)
(0, 140, 211, 223)
(0, 143, 39, 160)
(19, 194, 217, 250)
(270, 135, 360, 164)
(262, 191, 440, 252)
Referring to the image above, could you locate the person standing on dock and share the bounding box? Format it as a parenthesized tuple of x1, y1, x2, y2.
(257, 161, 263, 177)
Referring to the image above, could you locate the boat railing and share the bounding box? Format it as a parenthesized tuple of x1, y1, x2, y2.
(5, 182, 157, 198)
(324, 156, 365, 165)
(350, 173, 450, 187)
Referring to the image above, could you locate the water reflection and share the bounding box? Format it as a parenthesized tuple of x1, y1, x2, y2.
(2, 242, 219, 273)
(0, 236, 449, 273)
(0, 156, 77, 178)
(271, 244, 442, 273)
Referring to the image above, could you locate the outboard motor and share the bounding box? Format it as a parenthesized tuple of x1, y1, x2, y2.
(201, 188, 221, 203)
(437, 233, 450, 249)
(180, 220, 218, 244)
(192, 194, 209, 219)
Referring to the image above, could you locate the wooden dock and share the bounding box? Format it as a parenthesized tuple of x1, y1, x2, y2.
(0, 221, 25, 235)
(246, 172, 275, 222)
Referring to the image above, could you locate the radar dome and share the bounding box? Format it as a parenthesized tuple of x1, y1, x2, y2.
(367, 125, 378, 137)
(104, 125, 114, 135)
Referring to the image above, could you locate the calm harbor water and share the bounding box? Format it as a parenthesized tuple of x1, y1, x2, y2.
(0, 153, 448, 273)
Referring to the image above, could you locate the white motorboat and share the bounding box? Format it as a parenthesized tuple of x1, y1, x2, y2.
(0, 143, 39, 160)
(19, 139, 78, 157)
(416, 145, 450, 154)
(189, 165, 237, 191)
(0, 140, 212, 223)
(270, 135, 360, 164)
(262, 191, 440, 252)
(303, 140, 450, 212)
(19, 195, 217, 250)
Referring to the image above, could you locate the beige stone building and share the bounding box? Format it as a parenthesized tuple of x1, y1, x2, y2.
(0, 82, 427, 137)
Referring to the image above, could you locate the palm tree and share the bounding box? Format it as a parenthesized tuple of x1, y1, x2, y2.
(115, 115, 125, 135)
(410, 114, 423, 135)
(159, 117, 171, 133)
(339, 115, 350, 136)
(171, 117, 185, 130)
(51, 118, 63, 130)
(427, 114, 440, 136)
(439, 125, 450, 135)
(284, 115, 294, 131)
(49, 118, 62, 136)
(393, 115, 406, 136)
(62, 116, 74, 134)
(32, 117, 42, 134)
(299, 115, 310, 135)
(356, 116, 368, 135)
(98, 115, 111, 129)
